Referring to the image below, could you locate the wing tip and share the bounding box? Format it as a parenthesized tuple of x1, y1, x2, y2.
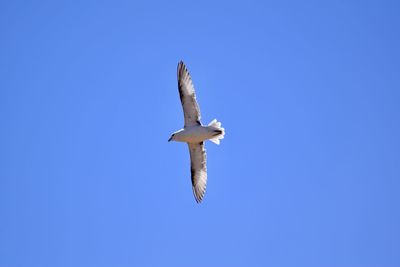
(177, 60, 186, 80)
(193, 185, 206, 203)
(177, 60, 185, 71)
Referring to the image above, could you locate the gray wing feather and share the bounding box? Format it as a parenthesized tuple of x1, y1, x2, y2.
(177, 61, 201, 127)
(188, 142, 207, 203)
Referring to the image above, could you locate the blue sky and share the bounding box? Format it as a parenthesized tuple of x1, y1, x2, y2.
(1, 1, 399, 266)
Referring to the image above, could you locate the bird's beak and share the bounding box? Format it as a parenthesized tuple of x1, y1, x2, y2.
(168, 137, 172, 142)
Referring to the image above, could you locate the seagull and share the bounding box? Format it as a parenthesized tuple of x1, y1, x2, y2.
(168, 61, 225, 203)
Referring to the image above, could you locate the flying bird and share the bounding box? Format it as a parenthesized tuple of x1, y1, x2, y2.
(168, 61, 225, 203)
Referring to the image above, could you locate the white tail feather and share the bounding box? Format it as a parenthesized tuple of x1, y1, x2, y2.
(208, 119, 225, 145)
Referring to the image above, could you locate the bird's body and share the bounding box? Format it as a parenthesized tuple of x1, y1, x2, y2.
(171, 124, 223, 144)
(169, 61, 225, 203)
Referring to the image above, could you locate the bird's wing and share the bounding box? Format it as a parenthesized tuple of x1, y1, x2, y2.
(188, 142, 207, 203)
(177, 61, 201, 127)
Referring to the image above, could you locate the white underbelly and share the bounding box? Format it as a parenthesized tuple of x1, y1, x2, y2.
(178, 126, 213, 143)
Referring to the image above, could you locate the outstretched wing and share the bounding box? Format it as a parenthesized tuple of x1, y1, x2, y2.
(188, 142, 207, 203)
(177, 61, 201, 127)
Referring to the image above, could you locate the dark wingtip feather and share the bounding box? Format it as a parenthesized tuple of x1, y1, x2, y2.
(178, 60, 185, 70)
(192, 181, 207, 203)
(193, 186, 205, 203)
(177, 60, 186, 80)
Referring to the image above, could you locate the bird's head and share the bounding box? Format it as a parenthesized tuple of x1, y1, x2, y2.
(168, 133, 176, 142)
(169, 129, 184, 142)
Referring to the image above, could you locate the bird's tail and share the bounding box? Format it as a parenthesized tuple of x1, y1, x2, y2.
(208, 119, 225, 145)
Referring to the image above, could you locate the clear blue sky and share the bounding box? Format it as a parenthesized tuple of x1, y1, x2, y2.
(1, 1, 399, 266)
